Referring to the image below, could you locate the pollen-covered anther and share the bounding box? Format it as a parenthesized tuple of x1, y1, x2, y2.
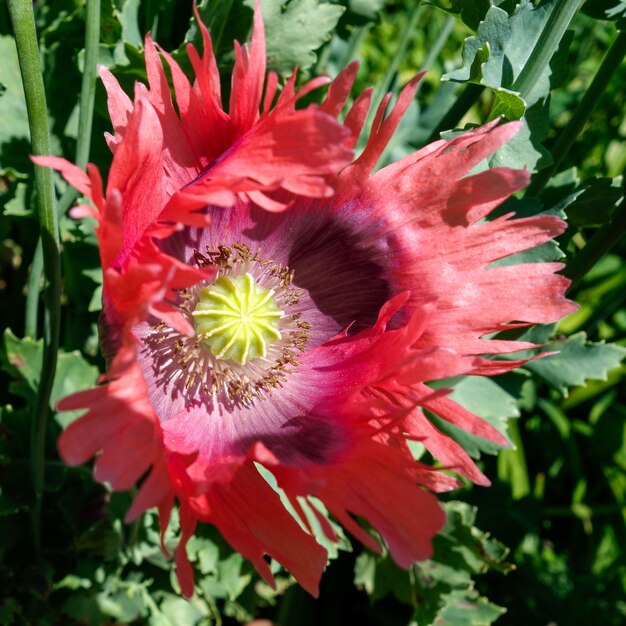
(143, 244, 312, 408)
(192, 273, 284, 365)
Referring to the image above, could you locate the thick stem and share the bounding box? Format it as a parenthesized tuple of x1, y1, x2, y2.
(56, 0, 101, 214)
(426, 83, 484, 143)
(564, 198, 626, 293)
(527, 29, 626, 196)
(512, 0, 580, 100)
(76, 0, 100, 170)
(6, 0, 61, 555)
(24, 240, 43, 338)
(366, 4, 424, 129)
(24, 0, 101, 336)
(419, 14, 455, 72)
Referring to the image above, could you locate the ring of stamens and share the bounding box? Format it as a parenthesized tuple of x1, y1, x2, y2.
(143, 243, 311, 409)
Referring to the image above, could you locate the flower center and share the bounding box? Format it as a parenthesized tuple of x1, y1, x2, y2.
(192, 273, 284, 365)
(141, 243, 311, 410)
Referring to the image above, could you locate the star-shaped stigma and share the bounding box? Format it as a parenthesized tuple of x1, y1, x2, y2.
(192, 273, 284, 365)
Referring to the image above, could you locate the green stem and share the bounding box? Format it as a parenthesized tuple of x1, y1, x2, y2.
(76, 0, 100, 170)
(24, 0, 101, 339)
(58, 0, 101, 212)
(512, 0, 580, 100)
(356, 5, 424, 157)
(419, 14, 455, 72)
(426, 83, 485, 143)
(527, 29, 626, 196)
(24, 240, 43, 337)
(365, 4, 424, 130)
(7, 0, 61, 556)
(337, 23, 370, 68)
(564, 197, 626, 292)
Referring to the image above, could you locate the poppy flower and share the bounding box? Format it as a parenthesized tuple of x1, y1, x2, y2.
(36, 1, 576, 598)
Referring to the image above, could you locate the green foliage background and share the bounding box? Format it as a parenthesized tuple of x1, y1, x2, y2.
(0, 0, 625, 624)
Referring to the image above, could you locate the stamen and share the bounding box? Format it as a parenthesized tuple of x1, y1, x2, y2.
(143, 244, 311, 409)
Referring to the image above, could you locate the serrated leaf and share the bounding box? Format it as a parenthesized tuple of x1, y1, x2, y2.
(441, 116, 546, 172)
(61, 592, 106, 626)
(526, 333, 626, 396)
(3, 182, 31, 217)
(244, 0, 344, 75)
(582, 0, 626, 25)
(54, 575, 93, 591)
(116, 0, 143, 48)
(218, 553, 250, 600)
(355, 502, 509, 624)
(562, 177, 623, 227)
(157, 595, 208, 625)
(354, 551, 414, 604)
(348, 0, 387, 19)
(256, 463, 350, 558)
(0, 598, 22, 626)
(445, 39, 490, 84)
(0, 36, 30, 170)
(2, 330, 41, 396)
(489, 87, 526, 121)
(487, 113, 549, 171)
(435, 502, 510, 575)
(488, 197, 566, 266)
(53, 352, 100, 426)
(433, 589, 506, 626)
(2, 329, 99, 414)
(98, 583, 149, 623)
(426, 0, 492, 31)
(444, 1, 564, 106)
(429, 377, 520, 458)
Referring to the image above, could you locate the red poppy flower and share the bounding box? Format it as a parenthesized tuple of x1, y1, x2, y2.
(36, 1, 576, 598)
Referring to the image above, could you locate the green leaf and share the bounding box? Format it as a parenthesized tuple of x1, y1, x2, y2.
(355, 502, 509, 625)
(2, 329, 99, 414)
(157, 595, 208, 625)
(0, 36, 30, 171)
(441, 115, 548, 172)
(435, 502, 511, 575)
(347, 0, 387, 19)
(53, 351, 100, 426)
(116, 0, 143, 48)
(62, 593, 107, 626)
(444, 1, 567, 106)
(526, 332, 626, 396)
(54, 574, 93, 591)
(0, 598, 22, 626)
(98, 580, 149, 623)
(426, 0, 492, 31)
(2, 181, 32, 217)
(433, 589, 506, 626)
(562, 177, 623, 227)
(582, 0, 626, 25)
(244, 0, 344, 75)
(497, 420, 531, 500)
(486, 113, 550, 171)
(2, 330, 41, 399)
(488, 197, 566, 266)
(255, 463, 350, 558)
(429, 377, 520, 457)
(354, 550, 414, 604)
(444, 39, 491, 84)
(489, 86, 526, 121)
